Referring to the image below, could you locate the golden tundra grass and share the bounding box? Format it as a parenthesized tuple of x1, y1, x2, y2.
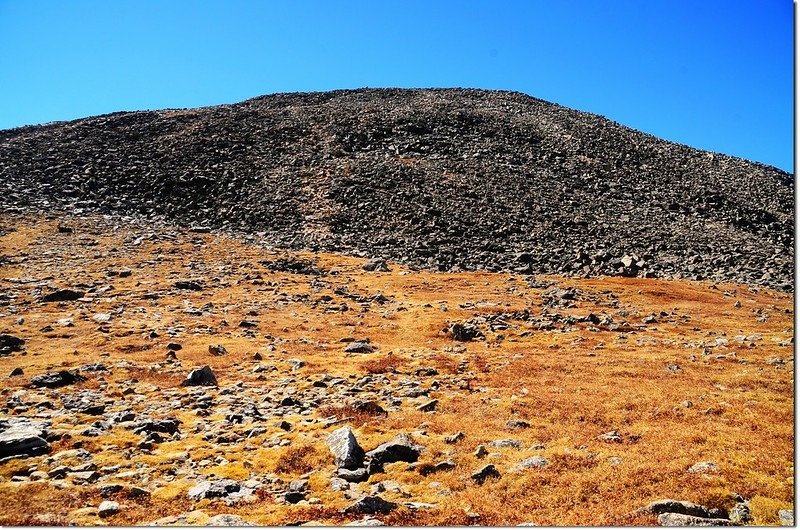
(0, 213, 792, 525)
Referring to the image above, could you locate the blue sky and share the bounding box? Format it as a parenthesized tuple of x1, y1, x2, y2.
(0, 0, 793, 171)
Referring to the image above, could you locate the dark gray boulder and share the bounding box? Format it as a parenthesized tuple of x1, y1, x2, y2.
(0, 334, 24, 355)
(471, 464, 500, 484)
(40, 289, 85, 302)
(365, 433, 424, 468)
(343, 496, 398, 515)
(641, 499, 727, 520)
(30, 370, 86, 388)
(182, 366, 218, 386)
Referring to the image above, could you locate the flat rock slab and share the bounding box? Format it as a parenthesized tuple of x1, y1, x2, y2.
(512, 456, 549, 471)
(343, 496, 398, 515)
(40, 289, 85, 302)
(365, 433, 424, 467)
(657, 513, 733, 526)
(642, 500, 727, 520)
(188, 479, 243, 501)
(29, 370, 86, 388)
(0, 420, 50, 459)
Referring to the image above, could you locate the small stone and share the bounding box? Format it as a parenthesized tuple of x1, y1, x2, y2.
(205, 514, 256, 526)
(598, 430, 622, 443)
(728, 503, 751, 524)
(474, 445, 488, 458)
(68, 470, 101, 484)
(488, 439, 521, 449)
(98, 500, 119, 518)
(471, 464, 500, 484)
(345, 342, 377, 354)
(187, 479, 241, 501)
(208, 344, 228, 356)
(687, 461, 718, 474)
(506, 420, 530, 430)
(641, 499, 726, 519)
(362, 258, 390, 272)
(343, 495, 398, 515)
(444, 432, 464, 444)
(97, 484, 125, 497)
(345, 516, 385, 526)
(29, 370, 86, 389)
(512, 456, 549, 471)
(9, 367, 23, 377)
(778, 509, 794, 526)
(416, 400, 438, 412)
(656, 513, 733, 526)
(174, 280, 203, 291)
(337, 467, 370, 483)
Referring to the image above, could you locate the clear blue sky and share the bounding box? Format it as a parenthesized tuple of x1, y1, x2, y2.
(0, 0, 793, 171)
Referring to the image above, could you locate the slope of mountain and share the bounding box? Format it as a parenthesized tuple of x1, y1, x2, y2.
(0, 88, 792, 288)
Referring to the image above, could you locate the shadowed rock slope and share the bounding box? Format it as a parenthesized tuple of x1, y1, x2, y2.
(0, 88, 793, 288)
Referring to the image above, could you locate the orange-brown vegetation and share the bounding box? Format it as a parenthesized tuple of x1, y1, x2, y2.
(0, 212, 792, 526)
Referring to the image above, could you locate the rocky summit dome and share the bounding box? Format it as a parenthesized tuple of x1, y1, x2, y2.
(0, 88, 793, 289)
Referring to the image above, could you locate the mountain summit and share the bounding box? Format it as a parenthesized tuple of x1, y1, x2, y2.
(0, 88, 792, 288)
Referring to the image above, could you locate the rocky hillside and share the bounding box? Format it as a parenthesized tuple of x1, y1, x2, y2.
(0, 88, 793, 288)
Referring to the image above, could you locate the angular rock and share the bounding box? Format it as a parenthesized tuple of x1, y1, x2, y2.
(208, 344, 228, 356)
(365, 433, 424, 468)
(449, 322, 484, 342)
(98, 500, 120, 518)
(345, 517, 385, 526)
(728, 503, 751, 525)
(0, 420, 50, 459)
(337, 467, 370, 483)
(512, 456, 549, 471)
(326, 427, 366, 470)
(175, 280, 204, 291)
(641, 500, 727, 520)
(345, 342, 376, 354)
(40, 289, 85, 302)
(471, 464, 500, 484)
(687, 461, 718, 474)
(29, 370, 86, 388)
(444, 432, 464, 444)
(343, 496, 398, 515)
(182, 366, 218, 387)
(362, 258, 390, 272)
(656, 513, 733, 526)
(778, 509, 794, 526)
(188, 479, 241, 501)
(0, 334, 24, 355)
(205, 514, 255, 526)
(416, 399, 438, 412)
(598, 430, 623, 443)
(131, 418, 181, 435)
